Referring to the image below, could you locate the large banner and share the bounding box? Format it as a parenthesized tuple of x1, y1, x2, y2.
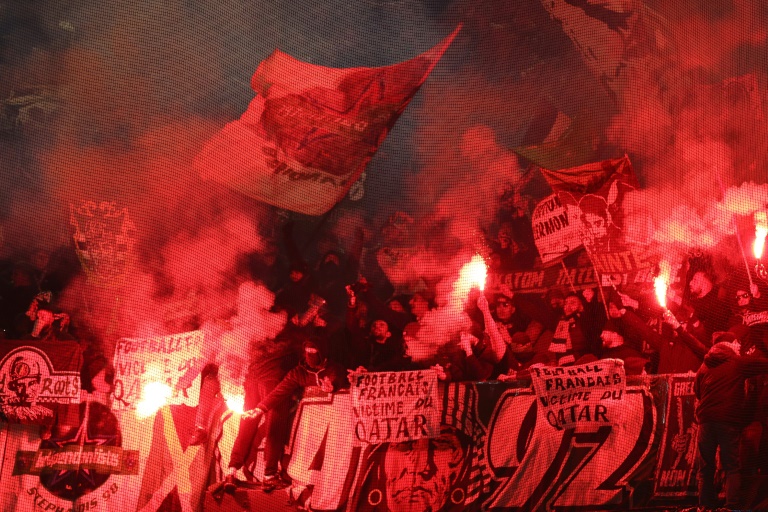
(540, 155, 662, 290)
(0, 399, 148, 512)
(194, 27, 460, 216)
(483, 382, 656, 511)
(653, 374, 698, 498)
(0, 341, 81, 426)
(0, 401, 218, 512)
(485, 264, 659, 295)
(533, 155, 642, 266)
(530, 359, 627, 430)
(351, 369, 439, 444)
(0, 373, 715, 511)
(558, 157, 661, 286)
(111, 331, 204, 411)
(277, 373, 667, 512)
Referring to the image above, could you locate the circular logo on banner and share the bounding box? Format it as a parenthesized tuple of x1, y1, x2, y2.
(37, 401, 122, 501)
(0, 351, 56, 425)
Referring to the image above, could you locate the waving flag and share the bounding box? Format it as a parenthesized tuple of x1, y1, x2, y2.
(513, 108, 603, 171)
(195, 26, 461, 215)
(519, 1, 677, 171)
(540, 0, 676, 108)
(532, 155, 637, 265)
(539, 153, 634, 195)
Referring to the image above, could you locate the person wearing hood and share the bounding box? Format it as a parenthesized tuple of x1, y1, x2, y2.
(728, 281, 768, 356)
(693, 332, 768, 509)
(273, 260, 313, 319)
(313, 250, 360, 321)
(727, 282, 768, 479)
(685, 270, 730, 342)
(230, 337, 348, 493)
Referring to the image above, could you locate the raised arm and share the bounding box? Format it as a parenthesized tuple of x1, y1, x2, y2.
(477, 294, 506, 363)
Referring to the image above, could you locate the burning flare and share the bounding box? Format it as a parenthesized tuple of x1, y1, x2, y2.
(754, 211, 768, 260)
(136, 381, 172, 419)
(462, 254, 488, 291)
(654, 260, 671, 309)
(135, 363, 172, 419)
(223, 393, 245, 414)
(450, 254, 488, 311)
(444, 254, 489, 313)
(220, 375, 246, 414)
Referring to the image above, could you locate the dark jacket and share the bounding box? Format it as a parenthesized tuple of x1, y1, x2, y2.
(694, 343, 768, 426)
(688, 287, 730, 341)
(257, 359, 348, 412)
(634, 311, 704, 374)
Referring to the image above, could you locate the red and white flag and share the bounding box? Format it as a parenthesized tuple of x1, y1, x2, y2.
(539, 154, 633, 195)
(532, 155, 638, 265)
(539, 0, 677, 108)
(195, 27, 461, 215)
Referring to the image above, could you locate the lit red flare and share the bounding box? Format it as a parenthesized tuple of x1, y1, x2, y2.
(450, 254, 489, 312)
(223, 393, 245, 414)
(463, 254, 488, 292)
(754, 211, 768, 260)
(654, 260, 671, 309)
(135, 363, 172, 419)
(135, 381, 172, 419)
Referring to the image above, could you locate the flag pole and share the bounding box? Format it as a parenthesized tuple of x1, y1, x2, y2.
(585, 251, 610, 317)
(560, 260, 577, 295)
(714, 173, 754, 289)
(735, 226, 755, 290)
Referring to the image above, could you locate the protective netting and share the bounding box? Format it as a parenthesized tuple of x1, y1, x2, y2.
(2, 1, 768, 511)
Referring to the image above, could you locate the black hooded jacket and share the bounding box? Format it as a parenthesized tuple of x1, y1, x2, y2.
(256, 358, 348, 412)
(694, 342, 768, 426)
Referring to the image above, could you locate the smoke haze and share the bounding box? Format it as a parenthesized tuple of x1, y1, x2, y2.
(3, 0, 768, 357)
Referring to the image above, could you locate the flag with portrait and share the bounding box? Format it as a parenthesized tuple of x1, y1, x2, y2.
(194, 27, 461, 215)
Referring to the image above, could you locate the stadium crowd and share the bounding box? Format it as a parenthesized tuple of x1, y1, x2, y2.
(2, 205, 768, 509)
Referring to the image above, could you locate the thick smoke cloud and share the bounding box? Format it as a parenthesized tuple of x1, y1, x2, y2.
(3, 0, 768, 360)
(0, 0, 445, 358)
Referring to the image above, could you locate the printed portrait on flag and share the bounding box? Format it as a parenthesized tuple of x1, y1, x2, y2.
(531, 155, 637, 265)
(348, 383, 489, 512)
(258, 59, 431, 179)
(531, 155, 637, 274)
(557, 155, 638, 258)
(576, 191, 627, 254)
(0, 342, 81, 426)
(350, 426, 470, 512)
(1, 355, 54, 425)
(194, 27, 460, 215)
